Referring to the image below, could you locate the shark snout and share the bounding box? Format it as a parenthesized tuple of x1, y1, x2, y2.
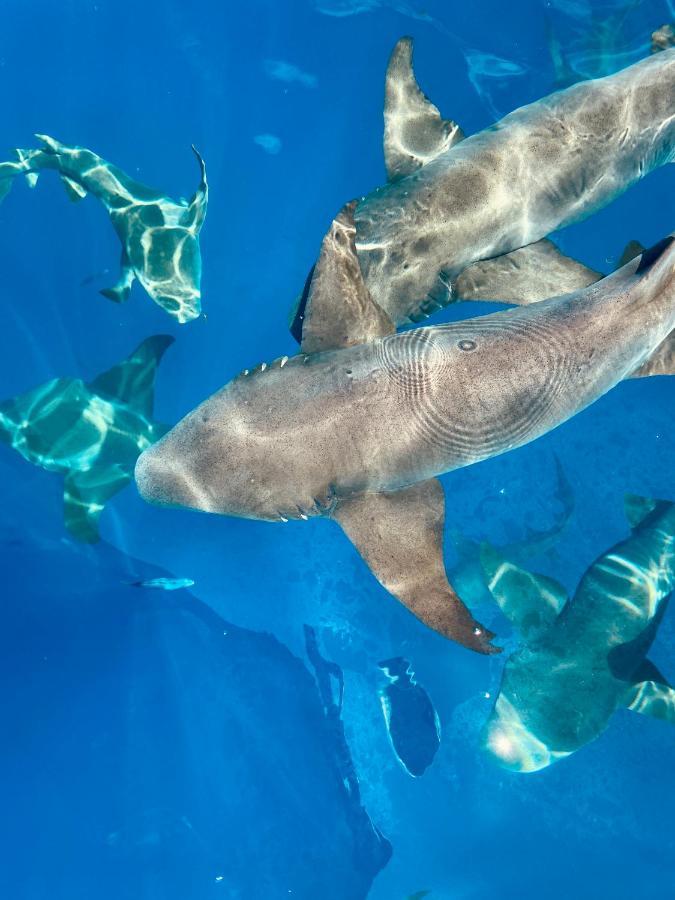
(135, 444, 211, 511)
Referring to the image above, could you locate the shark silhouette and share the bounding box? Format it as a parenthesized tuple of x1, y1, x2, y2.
(134, 201, 675, 654)
(0, 335, 173, 542)
(480, 495, 675, 772)
(291, 40, 675, 338)
(0, 136, 207, 323)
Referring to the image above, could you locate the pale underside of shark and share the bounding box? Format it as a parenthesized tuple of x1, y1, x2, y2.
(135, 199, 675, 654)
(0, 136, 208, 323)
(0, 335, 173, 542)
(481, 496, 675, 773)
(291, 39, 675, 339)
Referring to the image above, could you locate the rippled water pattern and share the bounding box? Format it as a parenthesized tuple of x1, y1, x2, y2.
(1, 1, 673, 898)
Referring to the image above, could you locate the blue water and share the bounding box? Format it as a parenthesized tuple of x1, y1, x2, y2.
(1, 1, 674, 897)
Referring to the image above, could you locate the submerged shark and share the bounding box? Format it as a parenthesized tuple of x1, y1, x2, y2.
(134, 200, 675, 654)
(0, 135, 208, 323)
(0, 335, 173, 542)
(291, 40, 675, 337)
(480, 495, 675, 772)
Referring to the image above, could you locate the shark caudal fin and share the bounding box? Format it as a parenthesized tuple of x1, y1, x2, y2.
(383, 37, 464, 182)
(181, 145, 208, 231)
(88, 335, 174, 417)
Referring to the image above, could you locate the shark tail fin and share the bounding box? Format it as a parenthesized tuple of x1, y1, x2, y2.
(182, 145, 208, 231)
(88, 335, 174, 416)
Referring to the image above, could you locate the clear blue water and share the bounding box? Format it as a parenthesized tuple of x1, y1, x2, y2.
(1, 1, 674, 898)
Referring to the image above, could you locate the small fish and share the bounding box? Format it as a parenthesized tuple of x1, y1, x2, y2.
(378, 658, 440, 777)
(263, 59, 318, 88)
(254, 134, 282, 155)
(464, 48, 528, 118)
(130, 577, 195, 591)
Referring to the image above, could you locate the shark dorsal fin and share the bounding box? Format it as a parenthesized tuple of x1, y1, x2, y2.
(480, 544, 568, 641)
(622, 494, 669, 528)
(182, 145, 208, 231)
(300, 201, 395, 353)
(384, 37, 464, 183)
(616, 239, 646, 270)
(88, 335, 174, 416)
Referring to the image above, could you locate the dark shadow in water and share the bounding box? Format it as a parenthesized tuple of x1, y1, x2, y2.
(0, 535, 391, 900)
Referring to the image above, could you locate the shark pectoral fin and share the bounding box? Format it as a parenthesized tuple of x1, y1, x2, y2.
(453, 240, 602, 305)
(480, 544, 568, 641)
(59, 173, 87, 202)
(100, 252, 136, 304)
(64, 466, 131, 543)
(332, 479, 500, 654)
(300, 201, 395, 353)
(625, 679, 675, 723)
(182, 145, 208, 231)
(629, 331, 675, 377)
(88, 334, 174, 417)
(384, 37, 464, 182)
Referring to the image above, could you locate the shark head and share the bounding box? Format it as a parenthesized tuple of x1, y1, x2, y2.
(134, 362, 308, 522)
(482, 686, 572, 773)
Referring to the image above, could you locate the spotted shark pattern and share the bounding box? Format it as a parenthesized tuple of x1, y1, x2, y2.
(481, 497, 675, 772)
(0, 335, 173, 542)
(0, 135, 207, 323)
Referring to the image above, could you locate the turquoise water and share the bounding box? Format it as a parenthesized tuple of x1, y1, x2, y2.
(1, 1, 674, 897)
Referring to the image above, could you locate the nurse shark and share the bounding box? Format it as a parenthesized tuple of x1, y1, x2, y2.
(0, 136, 207, 323)
(134, 201, 675, 654)
(0, 335, 173, 542)
(291, 40, 675, 337)
(481, 495, 675, 772)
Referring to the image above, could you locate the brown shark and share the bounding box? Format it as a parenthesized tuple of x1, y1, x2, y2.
(291, 40, 675, 339)
(135, 204, 675, 654)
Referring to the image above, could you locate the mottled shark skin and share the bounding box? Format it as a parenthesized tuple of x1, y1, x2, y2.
(0, 135, 207, 323)
(135, 203, 675, 654)
(291, 39, 674, 338)
(0, 335, 173, 542)
(480, 497, 675, 773)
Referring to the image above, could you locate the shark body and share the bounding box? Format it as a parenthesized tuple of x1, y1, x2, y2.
(0, 335, 173, 541)
(0, 136, 208, 323)
(481, 496, 675, 772)
(292, 40, 675, 337)
(135, 202, 675, 654)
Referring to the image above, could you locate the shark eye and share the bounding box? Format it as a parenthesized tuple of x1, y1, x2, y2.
(458, 339, 477, 352)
